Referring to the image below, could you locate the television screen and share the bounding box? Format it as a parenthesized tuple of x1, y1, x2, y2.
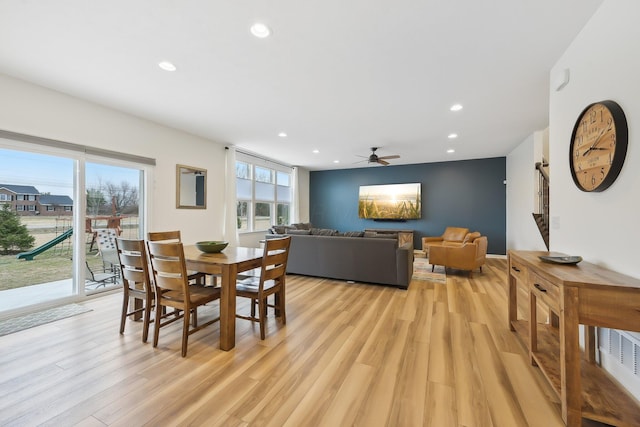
(358, 183, 421, 219)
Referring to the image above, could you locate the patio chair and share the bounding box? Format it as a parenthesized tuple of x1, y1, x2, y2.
(85, 261, 117, 288)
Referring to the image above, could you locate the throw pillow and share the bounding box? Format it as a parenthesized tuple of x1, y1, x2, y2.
(287, 229, 311, 235)
(311, 228, 337, 236)
(291, 222, 312, 230)
(343, 231, 364, 237)
(463, 231, 481, 244)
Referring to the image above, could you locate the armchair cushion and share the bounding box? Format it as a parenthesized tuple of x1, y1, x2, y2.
(422, 226, 469, 251)
(428, 236, 487, 274)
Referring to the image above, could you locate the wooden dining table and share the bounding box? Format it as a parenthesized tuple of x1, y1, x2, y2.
(183, 245, 264, 351)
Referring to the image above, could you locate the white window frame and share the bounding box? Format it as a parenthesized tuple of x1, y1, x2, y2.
(236, 152, 292, 233)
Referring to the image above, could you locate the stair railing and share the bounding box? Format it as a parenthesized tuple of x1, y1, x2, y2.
(535, 161, 550, 249)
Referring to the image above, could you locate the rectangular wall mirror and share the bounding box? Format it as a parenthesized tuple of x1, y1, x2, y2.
(176, 164, 207, 209)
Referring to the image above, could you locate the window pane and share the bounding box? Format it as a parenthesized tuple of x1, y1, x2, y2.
(0, 148, 74, 312)
(277, 203, 290, 225)
(255, 181, 275, 201)
(277, 171, 290, 186)
(254, 202, 271, 230)
(236, 162, 250, 179)
(237, 201, 249, 232)
(236, 177, 252, 200)
(86, 162, 143, 295)
(255, 166, 274, 184)
(277, 184, 291, 202)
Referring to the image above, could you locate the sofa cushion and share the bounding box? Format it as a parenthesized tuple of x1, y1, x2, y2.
(343, 231, 364, 237)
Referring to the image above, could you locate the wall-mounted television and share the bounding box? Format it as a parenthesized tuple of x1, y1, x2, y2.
(358, 183, 421, 220)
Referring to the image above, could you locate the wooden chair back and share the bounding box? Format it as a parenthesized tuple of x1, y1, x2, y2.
(147, 230, 207, 285)
(259, 237, 291, 290)
(116, 238, 152, 294)
(146, 241, 190, 297)
(147, 230, 182, 243)
(115, 238, 154, 342)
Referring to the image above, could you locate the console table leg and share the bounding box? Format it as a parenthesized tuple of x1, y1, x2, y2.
(560, 286, 581, 426)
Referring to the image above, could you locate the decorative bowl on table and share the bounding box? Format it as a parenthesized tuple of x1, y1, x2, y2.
(195, 241, 228, 253)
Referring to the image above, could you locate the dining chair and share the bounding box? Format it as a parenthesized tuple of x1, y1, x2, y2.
(147, 230, 215, 286)
(236, 236, 291, 340)
(115, 238, 155, 343)
(147, 241, 221, 357)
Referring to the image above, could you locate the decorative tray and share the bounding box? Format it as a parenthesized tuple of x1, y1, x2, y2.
(538, 255, 583, 265)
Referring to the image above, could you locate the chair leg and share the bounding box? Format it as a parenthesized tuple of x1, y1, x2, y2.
(258, 298, 267, 340)
(153, 302, 162, 348)
(251, 299, 257, 318)
(182, 309, 190, 357)
(142, 295, 152, 343)
(278, 289, 286, 325)
(120, 289, 129, 335)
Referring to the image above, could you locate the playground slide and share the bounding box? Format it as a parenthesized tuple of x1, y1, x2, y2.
(16, 228, 74, 261)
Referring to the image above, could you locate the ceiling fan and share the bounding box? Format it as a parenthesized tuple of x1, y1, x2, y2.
(357, 147, 400, 166)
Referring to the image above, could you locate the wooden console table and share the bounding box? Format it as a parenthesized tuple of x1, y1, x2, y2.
(508, 250, 640, 426)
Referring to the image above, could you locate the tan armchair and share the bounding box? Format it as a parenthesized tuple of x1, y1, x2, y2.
(428, 236, 488, 276)
(422, 227, 469, 253)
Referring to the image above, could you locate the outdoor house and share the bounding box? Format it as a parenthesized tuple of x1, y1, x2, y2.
(0, 184, 73, 216)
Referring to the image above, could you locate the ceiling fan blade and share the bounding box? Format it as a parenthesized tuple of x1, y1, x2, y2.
(378, 159, 390, 165)
(378, 155, 400, 160)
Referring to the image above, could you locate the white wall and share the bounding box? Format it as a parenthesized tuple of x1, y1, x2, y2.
(506, 131, 548, 251)
(548, 0, 640, 398)
(549, 0, 640, 272)
(0, 73, 311, 247)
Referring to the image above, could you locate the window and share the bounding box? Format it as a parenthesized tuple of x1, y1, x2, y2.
(46, 206, 54, 211)
(0, 194, 10, 201)
(27, 205, 36, 212)
(16, 205, 24, 211)
(235, 154, 292, 232)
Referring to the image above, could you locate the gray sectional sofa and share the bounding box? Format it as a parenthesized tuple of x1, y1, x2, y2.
(267, 232, 413, 289)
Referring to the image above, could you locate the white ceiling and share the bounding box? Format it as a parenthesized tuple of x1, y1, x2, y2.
(0, 0, 603, 170)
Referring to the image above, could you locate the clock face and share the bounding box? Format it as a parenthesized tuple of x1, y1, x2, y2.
(569, 100, 628, 192)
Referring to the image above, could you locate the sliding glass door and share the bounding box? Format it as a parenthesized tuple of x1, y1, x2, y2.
(0, 141, 148, 313)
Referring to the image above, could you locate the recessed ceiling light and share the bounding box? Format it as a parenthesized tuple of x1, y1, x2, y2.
(333, 160, 340, 164)
(448, 133, 458, 139)
(312, 149, 319, 154)
(250, 23, 271, 38)
(450, 104, 463, 111)
(158, 61, 177, 72)
(447, 149, 456, 154)
(278, 132, 287, 137)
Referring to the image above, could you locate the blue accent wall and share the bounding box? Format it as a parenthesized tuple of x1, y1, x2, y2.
(310, 157, 506, 254)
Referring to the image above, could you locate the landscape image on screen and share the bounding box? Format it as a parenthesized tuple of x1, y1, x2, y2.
(358, 183, 421, 219)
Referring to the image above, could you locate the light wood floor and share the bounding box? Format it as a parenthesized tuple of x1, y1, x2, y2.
(0, 259, 605, 426)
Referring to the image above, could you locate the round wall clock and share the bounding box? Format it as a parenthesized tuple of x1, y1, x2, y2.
(569, 100, 628, 192)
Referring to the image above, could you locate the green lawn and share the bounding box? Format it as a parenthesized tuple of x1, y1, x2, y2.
(0, 249, 106, 291)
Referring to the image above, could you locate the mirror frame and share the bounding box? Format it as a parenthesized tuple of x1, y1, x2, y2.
(176, 164, 207, 209)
